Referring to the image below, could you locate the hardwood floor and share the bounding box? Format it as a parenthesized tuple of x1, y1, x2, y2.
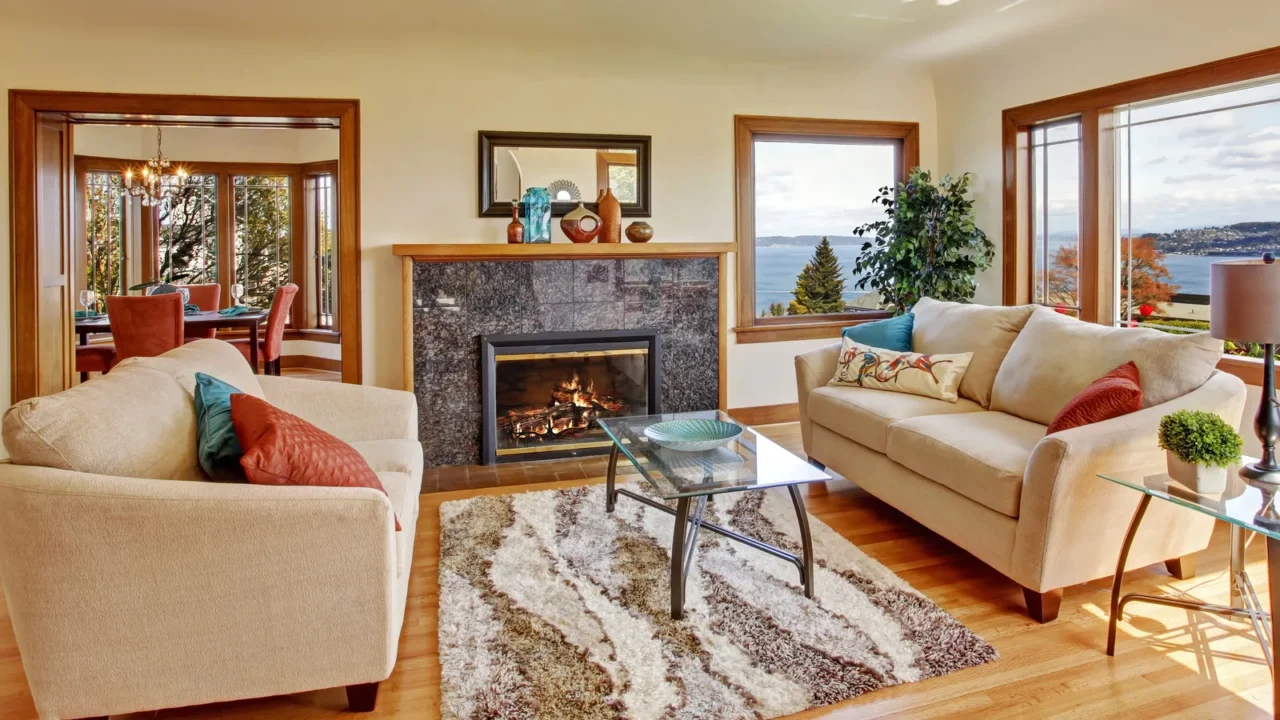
(0, 422, 1271, 719)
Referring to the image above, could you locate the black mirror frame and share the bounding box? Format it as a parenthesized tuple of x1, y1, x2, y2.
(478, 130, 652, 218)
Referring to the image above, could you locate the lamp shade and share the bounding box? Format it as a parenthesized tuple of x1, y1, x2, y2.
(1210, 258, 1280, 343)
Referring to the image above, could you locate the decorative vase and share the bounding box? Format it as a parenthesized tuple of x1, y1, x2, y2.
(506, 202, 524, 245)
(561, 203, 601, 244)
(1167, 450, 1228, 493)
(625, 221, 654, 243)
(597, 188, 622, 244)
(521, 187, 552, 244)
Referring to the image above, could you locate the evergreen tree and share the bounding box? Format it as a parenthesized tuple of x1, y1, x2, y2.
(768, 302, 786, 317)
(787, 237, 846, 315)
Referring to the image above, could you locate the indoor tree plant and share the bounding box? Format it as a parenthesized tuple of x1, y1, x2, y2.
(1158, 409, 1244, 492)
(852, 168, 994, 315)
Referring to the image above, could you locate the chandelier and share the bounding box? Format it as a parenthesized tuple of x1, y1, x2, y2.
(123, 128, 188, 207)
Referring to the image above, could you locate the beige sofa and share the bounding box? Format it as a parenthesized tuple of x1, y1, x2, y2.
(796, 299, 1246, 622)
(0, 340, 422, 720)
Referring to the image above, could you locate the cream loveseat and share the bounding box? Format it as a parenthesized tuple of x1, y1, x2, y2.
(0, 340, 422, 720)
(796, 299, 1246, 622)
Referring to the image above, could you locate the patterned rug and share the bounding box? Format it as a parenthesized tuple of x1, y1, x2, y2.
(438, 482, 997, 719)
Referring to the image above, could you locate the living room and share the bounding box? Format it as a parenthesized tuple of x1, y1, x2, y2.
(2, 0, 1280, 718)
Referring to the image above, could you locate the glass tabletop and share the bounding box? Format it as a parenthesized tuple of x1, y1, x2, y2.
(597, 410, 831, 500)
(1099, 459, 1280, 541)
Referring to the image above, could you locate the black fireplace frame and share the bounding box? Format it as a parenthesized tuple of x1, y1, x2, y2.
(480, 329, 663, 465)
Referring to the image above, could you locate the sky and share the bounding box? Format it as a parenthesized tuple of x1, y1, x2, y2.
(754, 141, 897, 238)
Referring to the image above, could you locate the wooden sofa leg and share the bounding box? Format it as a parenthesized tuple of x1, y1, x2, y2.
(1023, 587, 1063, 623)
(1165, 554, 1197, 580)
(347, 682, 379, 712)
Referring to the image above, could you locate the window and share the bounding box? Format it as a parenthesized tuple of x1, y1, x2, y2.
(307, 172, 338, 329)
(1115, 80, 1280, 356)
(81, 171, 126, 312)
(157, 173, 218, 284)
(734, 116, 918, 343)
(233, 175, 292, 311)
(1029, 120, 1081, 315)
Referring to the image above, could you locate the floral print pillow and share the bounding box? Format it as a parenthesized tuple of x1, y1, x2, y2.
(830, 337, 974, 403)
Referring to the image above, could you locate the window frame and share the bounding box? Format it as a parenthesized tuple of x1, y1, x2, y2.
(74, 158, 130, 314)
(1001, 45, 1280, 381)
(733, 115, 920, 344)
(303, 161, 339, 331)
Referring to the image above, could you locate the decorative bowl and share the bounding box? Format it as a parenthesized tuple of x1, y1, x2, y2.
(643, 419, 743, 452)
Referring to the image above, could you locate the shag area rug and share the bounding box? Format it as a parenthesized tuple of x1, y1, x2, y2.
(438, 482, 997, 719)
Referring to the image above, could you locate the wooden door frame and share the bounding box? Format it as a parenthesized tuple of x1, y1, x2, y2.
(9, 90, 362, 400)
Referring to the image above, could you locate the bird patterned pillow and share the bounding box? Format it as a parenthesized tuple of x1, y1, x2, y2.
(829, 336, 974, 403)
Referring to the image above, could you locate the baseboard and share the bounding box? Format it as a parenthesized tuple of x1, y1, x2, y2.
(727, 403, 799, 426)
(279, 355, 342, 372)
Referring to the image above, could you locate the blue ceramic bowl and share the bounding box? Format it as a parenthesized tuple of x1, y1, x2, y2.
(643, 419, 743, 452)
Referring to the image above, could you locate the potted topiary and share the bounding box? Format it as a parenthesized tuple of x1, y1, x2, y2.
(1158, 410, 1243, 493)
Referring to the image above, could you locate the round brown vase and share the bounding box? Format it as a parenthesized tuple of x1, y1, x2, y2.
(561, 203, 602, 243)
(625, 221, 654, 243)
(597, 188, 622, 243)
(506, 203, 524, 244)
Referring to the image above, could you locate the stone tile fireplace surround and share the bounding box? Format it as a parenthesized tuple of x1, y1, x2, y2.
(399, 245, 729, 468)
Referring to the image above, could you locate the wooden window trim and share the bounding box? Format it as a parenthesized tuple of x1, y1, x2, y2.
(303, 161, 339, 330)
(733, 115, 919, 344)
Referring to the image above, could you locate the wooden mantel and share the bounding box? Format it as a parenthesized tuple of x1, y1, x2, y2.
(393, 242, 734, 262)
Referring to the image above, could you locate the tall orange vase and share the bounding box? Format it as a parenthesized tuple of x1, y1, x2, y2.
(597, 188, 622, 243)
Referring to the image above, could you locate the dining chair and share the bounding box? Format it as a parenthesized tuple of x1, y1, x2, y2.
(180, 283, 221, 340)
(229, 284, 297, 376)
(107, 294, 185, 362)
(75, 343, 116, 383)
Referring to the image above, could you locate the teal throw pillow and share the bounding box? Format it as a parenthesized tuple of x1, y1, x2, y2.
(842, 313, 914, 352)
(194, 372, 245, 482)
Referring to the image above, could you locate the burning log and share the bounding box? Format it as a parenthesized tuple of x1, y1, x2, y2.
(498, 371, 626, 442)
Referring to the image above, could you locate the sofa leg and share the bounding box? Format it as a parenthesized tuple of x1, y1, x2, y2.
(1165, 554, 1197, 580)
(347, 682, 379, 712)
(1023, 587, 1063, 623)
(807, 456, 825, 470)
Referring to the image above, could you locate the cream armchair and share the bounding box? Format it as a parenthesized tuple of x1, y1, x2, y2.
(0, 341, 422, 720)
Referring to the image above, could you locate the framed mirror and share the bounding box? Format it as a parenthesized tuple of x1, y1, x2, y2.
(479, 131, 652, 218)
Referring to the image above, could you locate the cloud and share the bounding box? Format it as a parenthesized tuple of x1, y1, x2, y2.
(1144, 156, 1168, 167)
(1164, 172, 1233, 184)
(1176, 110, 1238, 141)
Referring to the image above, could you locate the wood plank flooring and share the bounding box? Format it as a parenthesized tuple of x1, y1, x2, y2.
(0, 422, 1271, 719)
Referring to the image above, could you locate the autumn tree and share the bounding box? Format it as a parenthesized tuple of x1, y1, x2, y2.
(1045, 237, 1179, 316)
(788, 237, 846, 315)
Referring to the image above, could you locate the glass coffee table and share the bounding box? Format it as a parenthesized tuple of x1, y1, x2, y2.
(1100, 463, 1279, 715)
(598, 410, 831, 620)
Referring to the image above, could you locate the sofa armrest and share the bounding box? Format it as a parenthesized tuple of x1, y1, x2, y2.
(1011, 370, 1247, 592)
(795, 343, 841, 454)
(257, 375, 417, 443)
(0, 465, 398, 719)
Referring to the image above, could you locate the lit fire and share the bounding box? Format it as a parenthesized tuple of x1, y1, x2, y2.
(499, 371, 626, 441)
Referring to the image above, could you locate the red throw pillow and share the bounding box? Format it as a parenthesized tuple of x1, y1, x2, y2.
(1047, 361, 1143, 434)
(230, 394, 400, 530)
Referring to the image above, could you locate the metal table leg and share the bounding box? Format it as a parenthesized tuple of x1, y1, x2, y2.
(669, 496, 707, 620)
(1231, 523, 1247, 609)
(605, 444, 619, 513)
(788, 485, 815, 599)
(1269, 536, 1280, 717)
(1108, 495, 1151, 656)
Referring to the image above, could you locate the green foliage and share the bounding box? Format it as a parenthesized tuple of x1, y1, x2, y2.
(852, 168, 994, 315)
(787, 236, 846, 316)
(765, 302, 786, 317)
(83, 174, 126, 313)
(1158, 410, 1243, 468)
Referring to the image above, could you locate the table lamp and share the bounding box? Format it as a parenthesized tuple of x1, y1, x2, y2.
(1211, 254, 1280, 485)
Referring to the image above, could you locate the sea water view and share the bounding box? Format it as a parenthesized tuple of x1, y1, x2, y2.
(754, 243, 1257, 316)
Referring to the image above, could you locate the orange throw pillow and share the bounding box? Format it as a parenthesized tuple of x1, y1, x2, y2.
(1046, 361, 1143, 434)
(230, 394, 400, 530)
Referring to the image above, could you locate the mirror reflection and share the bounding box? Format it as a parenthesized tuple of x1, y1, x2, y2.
(493, 147, 639, 204)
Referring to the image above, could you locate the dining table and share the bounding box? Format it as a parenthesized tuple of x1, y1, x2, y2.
(74, 309, 270, 373)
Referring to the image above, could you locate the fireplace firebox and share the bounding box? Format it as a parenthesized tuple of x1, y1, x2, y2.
(480, 330, 662, 465)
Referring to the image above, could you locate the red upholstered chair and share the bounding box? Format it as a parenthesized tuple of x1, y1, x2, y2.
(229, 283, 297, 376)
(106, 293, 185, 362)
(75, 343, 117, 383)
(180, 283, 221, 340)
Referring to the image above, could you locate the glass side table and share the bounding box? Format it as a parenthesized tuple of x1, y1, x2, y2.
(1099, 462, 1278, 715)
(598, 410, 831, 620)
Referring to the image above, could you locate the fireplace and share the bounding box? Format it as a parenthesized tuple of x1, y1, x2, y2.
(480, 330, 662, 464)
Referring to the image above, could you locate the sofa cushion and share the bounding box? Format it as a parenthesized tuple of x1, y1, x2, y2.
(842, 313, 914, 352)
(2, 363, 203, 481)
(912, 298, 1035, 408)
(887, 411, 1046, 518)
(1047, 361, 1143, 434)
(830, 337, 973, 402)
(991, 307, 1224, 426)
(807, 385, 983, 453)
(120, 339, 265, 400)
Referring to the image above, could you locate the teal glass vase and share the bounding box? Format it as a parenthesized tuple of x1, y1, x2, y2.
(521, 187, 552, 243)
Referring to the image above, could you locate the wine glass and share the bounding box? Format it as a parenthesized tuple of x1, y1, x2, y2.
(79, 289, 97, 316)
(231, 283, 245, 307)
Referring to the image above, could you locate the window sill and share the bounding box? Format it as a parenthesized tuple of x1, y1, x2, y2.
(1217, 355, 1277, 386)
(734, 316, 888, 344)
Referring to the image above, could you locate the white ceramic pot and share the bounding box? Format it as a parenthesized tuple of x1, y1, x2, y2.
(1166, 450, 1228, 494)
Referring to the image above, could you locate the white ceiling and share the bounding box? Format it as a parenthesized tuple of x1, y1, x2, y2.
(2, 0, 1123, 64)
